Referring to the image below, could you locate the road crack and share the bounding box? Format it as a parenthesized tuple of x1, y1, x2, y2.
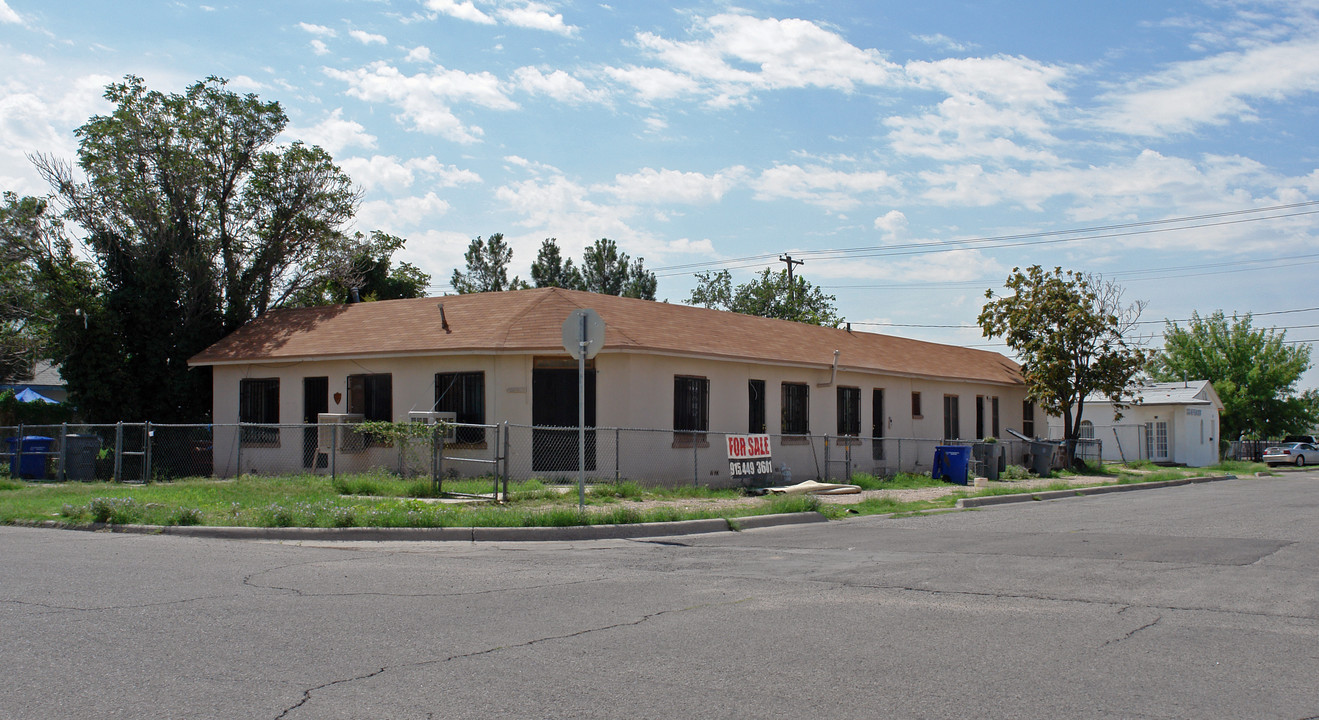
(273, 597, 750, 719)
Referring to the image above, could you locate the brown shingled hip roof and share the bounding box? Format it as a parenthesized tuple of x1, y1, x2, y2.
(189, 287, 1021, 386)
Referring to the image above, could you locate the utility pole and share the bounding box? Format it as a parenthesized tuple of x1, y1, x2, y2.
(780, 254, 804, 311)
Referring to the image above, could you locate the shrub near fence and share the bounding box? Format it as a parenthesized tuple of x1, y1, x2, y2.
(2, 422, 1085, 487)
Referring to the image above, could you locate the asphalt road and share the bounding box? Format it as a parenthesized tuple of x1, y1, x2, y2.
(3, 473, 1318, 719)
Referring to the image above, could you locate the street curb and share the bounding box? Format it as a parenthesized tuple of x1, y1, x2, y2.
(955, 474, 1236, 509)
(732, 511, 829, 530)
(19, 516, 738, 542)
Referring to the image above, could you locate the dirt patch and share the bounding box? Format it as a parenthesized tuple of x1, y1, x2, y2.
(601, 474, 1117, 514)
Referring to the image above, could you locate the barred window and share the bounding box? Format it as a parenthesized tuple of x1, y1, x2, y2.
(748, 379, 766, 434)
(782, 382, 810, 435)
(1023, 400, 1036, 437)
(436, 372, 486, 444)
(943, 394, 960, 440)
(239, 378, 279, 446)
(674, 376, 709, 445)
(837, 387, 860, 436)
(347, 373, 392, 422)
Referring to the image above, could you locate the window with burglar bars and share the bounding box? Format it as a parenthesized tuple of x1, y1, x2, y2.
(347, 373, 392, 422)
(837, 386, 860, 436)
(673, 376, 709, 445)
(782, 382, 809, 435)
(239, 378, 280, 446)
(748, 379, 766, 434)
(943, 394, 960, 440)
(1023, 400, 1036, 437)
(435, 372, 486, 445)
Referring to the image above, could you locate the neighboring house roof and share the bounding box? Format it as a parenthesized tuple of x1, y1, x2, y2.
(1, 361, 65, 392)
(189, 287, 1023, 386)
(1086, 380, 1223, 410)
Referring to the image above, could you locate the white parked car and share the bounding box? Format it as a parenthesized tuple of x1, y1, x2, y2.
(1263, 442, 1319, 467)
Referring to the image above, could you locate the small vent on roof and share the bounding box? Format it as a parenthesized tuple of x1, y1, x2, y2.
(438, 303, 451, 333)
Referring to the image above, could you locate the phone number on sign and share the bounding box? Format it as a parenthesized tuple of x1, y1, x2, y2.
(729, 460, 774, 476)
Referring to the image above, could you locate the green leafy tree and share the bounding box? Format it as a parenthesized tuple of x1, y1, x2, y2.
(450, 233, 527, 293)
(1148, 311, 1318, 439)
(31, 75, 374, 421)
(0, 193, 57, 380)
(978, 266, 1146, 451)
(580, 238, 657, 300)
(291, 231, 430, 305)
(688, 268, 842, 327)
(529, 238, 584, 290)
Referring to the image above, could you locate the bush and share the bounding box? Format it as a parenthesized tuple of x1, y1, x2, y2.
(88, 497, 141, 524)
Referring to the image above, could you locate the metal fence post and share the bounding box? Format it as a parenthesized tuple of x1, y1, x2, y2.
(330, 424, 337, 482)
(114, 422, 123, 482)
(144, 422, 153, 482)
(615, 427, 620, 484)
(502, 421, 510, 501)
(693, 439, 698, 487)
(14, 423, 22, 479)
(235, 424, 243, 480)
(58, 422, 68, 482)
(824, 435, 831, 481)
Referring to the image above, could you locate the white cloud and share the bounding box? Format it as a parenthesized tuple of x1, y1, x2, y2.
(496, 2, 576, 36)
(293, 108, 378, 154)
(1097, 38, 1319, 136)
(1, 0, 23, 24)
(884, 55, 1068, 164)
(913, 33, 971, 52)
(226, 75, 267, 91)
(325, 62, 517, 143)
(356, 192, 453, 231)
(298, 22, 337, 37)
(349, 29, 388, 45)
(642, 115, 667, 134)
(406, 45, 432, 63)
(511, 66, 606, 104)
(604, 66, 700, 102)
(424, 0, 577, 35)
(425, 0, 496, 25)
(620, 13, 899, 106)
(751, 164, 900, 210)
(339, 155, 481, 193)
(310, 39, 331, 56)
(874, 210, 908, 235)
(0, 74, 115, 194)
(600, 166, 747, 204)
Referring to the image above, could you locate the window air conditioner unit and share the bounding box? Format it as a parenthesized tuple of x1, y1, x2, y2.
(408, 411, 457, 441)
(317, 412, 366, 453)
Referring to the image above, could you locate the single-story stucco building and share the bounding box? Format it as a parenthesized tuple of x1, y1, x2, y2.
(1047, 380, 1224, 467)
(189, 287, 1033, 484)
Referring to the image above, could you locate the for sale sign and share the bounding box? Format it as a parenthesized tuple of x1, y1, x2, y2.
(727, 434, 773, 478)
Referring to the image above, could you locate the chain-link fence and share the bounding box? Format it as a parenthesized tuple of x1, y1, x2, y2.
(3, 422, 1082, 487)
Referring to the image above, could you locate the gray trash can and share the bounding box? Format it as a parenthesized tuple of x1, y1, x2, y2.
(1027, 440, 1057, 476)
(63, 435, 101, 481)
(973, 443, 1003, 481)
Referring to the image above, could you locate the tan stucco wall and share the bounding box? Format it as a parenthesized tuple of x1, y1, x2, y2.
(209, 350, 1027, 481)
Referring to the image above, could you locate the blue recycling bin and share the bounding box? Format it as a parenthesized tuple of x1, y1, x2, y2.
(7, 436, 54, 479)
(933, 445, 971, 485)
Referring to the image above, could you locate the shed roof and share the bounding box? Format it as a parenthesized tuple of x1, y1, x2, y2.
(189, 287, 1022, 386)
(1085, 380, 1223, 409)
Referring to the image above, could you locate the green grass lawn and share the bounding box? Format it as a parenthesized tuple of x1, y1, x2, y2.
(0, 461, 1263, 529)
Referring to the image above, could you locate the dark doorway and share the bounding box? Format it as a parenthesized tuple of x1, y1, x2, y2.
(303, 377, 329, 469)
(532, 362, 597, 473)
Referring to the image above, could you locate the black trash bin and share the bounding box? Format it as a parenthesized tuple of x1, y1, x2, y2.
(63, 435, 101, 481)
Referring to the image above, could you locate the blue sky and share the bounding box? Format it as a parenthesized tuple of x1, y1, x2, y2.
(2, 0, 1317, 390)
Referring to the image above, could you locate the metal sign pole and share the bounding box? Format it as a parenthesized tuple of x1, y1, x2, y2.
(578, 312, 587, 512)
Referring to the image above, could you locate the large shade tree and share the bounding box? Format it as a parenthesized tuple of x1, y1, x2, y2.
(978, 266, 1146, 456)
(688, 268, 842, 327)
(28, 75, 390, 421)
(1148, 311, 1317, 439)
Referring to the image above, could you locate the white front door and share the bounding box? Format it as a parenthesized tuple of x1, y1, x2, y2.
(1146, 421, 1169, 462)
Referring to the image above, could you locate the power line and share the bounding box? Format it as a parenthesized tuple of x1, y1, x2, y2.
(649, 200, 1319, 278)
